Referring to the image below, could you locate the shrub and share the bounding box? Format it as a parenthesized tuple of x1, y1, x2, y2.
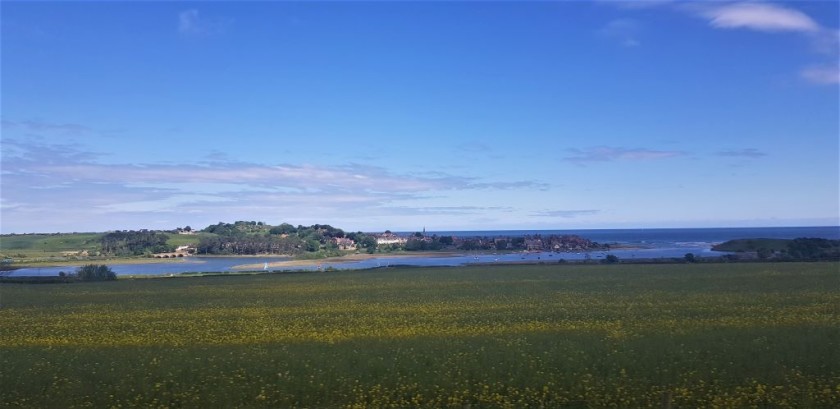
(602, 254, 620, 264)
(76, 264, 117, 281)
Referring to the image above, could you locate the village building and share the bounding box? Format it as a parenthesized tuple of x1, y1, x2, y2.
(333, 237, 356, 250)
(375, 233, 407, 245)
(524, 239, 543, 251)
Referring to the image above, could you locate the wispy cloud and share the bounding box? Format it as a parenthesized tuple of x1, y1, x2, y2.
(3, 139, 546, 193)
(691, 2, 838, 86)
(531, 209, 600, 218)
(610, 1, 838, 86)
(698, 2, 820, 33)
(598, 18, 641, 47)
(2, 138, 102, 164)
(0, 139, 546, 232)
(564, 146, 685, 165)
(716, 148, 767, 158)
(178, 9, 202, 34)
(469, 180, 550, 190)
(800, 64, 840, 85)
(178, 9, 229, 36)
(2, 119, 92, 135)
(379, 206, 512, 216)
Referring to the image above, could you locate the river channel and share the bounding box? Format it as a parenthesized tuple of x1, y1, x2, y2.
(4, 244, 729, 277)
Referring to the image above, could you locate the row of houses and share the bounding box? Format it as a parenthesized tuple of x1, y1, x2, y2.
(374, 232, 407, 245)
(367, 232, 605, 252)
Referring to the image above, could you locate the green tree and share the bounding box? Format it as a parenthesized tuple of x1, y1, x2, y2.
(684, 253, 697, 263)
(404, 239, 426, 251)
(76, 264, 117, 281)
(304, 238, 320, 252)
(602, 254, 619, 264)
(757, 247, 772, 259)
(357, 235, 378, 254)
(438, 236, 454, 246)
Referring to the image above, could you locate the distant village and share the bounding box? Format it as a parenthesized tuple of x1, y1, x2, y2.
(158, 230, 607, 257)
(368, 231, 608, 253)
(166, 231, 607, 257)
(10, 222, 610, 260)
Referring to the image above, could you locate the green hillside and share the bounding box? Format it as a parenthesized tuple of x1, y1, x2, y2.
(712, 238, 791, 252)
(0, 233, 103, 258)
(2, 263, 838, 407)
(713, 237, 840, 260)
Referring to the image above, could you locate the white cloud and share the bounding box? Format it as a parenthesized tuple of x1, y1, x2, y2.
(700, 2, 820, 33)
(0, 139, 548, 232)
(800, 64, 840, 85)
(611, 2, 838, 86)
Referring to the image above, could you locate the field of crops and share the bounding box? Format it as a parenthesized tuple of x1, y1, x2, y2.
(2, 262, 838, 408)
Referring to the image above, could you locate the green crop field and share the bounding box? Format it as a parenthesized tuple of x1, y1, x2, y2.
(1, 263, 838, 408)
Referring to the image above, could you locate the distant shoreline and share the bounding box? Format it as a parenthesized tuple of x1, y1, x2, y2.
(233, 252, 462, 270)
(6, 252, 463, 270)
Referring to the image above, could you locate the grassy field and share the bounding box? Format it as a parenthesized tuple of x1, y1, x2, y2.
(0, 232, 206, 265)
(1, 263, 838, 408)
(0, 233, 103, 259)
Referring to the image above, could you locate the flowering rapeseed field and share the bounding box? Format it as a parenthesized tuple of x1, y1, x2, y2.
(1, 263, 838, 408)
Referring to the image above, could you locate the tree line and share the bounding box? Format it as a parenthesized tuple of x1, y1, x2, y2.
(197, 222, 377, 255)
(100, 231, 173, 256)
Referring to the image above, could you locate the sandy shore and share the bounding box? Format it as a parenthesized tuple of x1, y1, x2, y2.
(233, 252, 461, 270)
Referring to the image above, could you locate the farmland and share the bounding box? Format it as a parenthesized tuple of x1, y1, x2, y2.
(0, 232, 207, 264)
(1, 263, 838, 408)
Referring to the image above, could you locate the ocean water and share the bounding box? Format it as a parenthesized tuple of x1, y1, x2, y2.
(5, 226, 838, 277)
(421, 226, 840, 245)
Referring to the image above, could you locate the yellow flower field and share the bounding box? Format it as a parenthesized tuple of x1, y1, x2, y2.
(2, 262, 838, 408)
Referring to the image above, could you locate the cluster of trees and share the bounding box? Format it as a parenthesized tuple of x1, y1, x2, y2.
(402, 234, 451, 251)
(196, 221, 377, 255)
(396, 234, 603, 253)
(203, 221, 267, 236)
(75, 264, 117, 281)
(713, 237, 840, 261)
(784, 238, 839, 260)
(346, 232, 377, 254)
(100, 231, 173, 256)
(197, 235, 305, 255)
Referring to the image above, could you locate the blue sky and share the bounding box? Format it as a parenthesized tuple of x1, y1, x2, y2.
(2, 1, 838, 233)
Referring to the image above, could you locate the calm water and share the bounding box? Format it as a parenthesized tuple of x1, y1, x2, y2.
(6, 226, 838, 277)
(422, 226, 840, 243)
(4, 257, 289, 277)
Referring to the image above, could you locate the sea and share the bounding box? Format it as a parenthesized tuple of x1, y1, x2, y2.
(5, 226, 838, 277)
(421, 226, 840, 245)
